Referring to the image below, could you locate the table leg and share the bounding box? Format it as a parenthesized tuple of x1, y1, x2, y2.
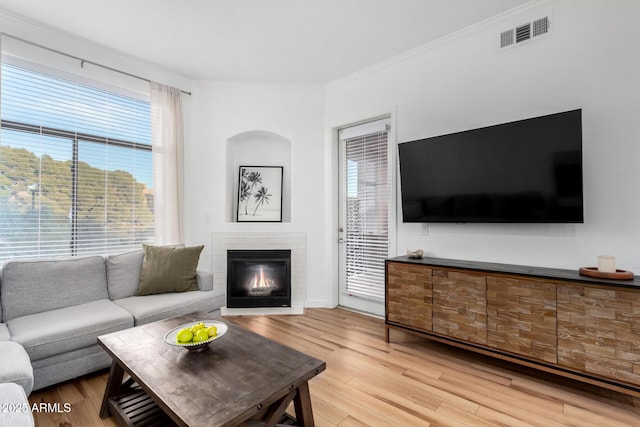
(100, 360, 125, 418)
(293, 382, 315, 427)
(262, 388, 297, 427)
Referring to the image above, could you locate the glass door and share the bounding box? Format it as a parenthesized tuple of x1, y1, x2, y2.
(338, 118, 392, 315)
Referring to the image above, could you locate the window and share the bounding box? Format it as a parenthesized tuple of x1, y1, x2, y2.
(0, 61, 153, 260)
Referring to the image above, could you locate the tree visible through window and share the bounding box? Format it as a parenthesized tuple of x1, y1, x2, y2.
(0, 62, 154, 260)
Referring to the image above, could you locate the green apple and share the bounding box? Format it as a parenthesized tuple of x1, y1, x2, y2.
(193, 329, 209, 342)
(190, 322, 205, 334)
(206, 325, 218, 337)
(176, 328, 193, 343)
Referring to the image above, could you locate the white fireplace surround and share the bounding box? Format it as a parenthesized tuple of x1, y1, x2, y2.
(212, 232, 306, 315)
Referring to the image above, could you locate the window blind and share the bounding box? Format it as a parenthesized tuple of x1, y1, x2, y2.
(341, 119, 391, 302)
(0, 59, 153, 260)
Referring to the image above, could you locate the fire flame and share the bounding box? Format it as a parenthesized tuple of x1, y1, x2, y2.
(250, 266, 271, 288)
(247, 265, 276, 296)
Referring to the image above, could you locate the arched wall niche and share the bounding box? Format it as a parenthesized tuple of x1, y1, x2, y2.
(226, 130, 292, 223)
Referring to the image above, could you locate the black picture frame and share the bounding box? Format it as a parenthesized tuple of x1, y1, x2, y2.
(236, 166, 283, 222)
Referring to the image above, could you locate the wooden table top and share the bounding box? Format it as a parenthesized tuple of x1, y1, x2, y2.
(98, 312, 326, 427)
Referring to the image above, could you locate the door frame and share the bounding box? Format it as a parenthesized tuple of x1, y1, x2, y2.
(335, 113, 397, 316)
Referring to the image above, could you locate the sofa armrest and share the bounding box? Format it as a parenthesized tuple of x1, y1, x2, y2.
(0, 383, 34, 426)
(196, 270, 213, 291)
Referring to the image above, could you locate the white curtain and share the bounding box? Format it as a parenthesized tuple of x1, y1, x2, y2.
(151, 82, 184, 245)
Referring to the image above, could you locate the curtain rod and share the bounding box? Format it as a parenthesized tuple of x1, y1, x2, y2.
(0, 33, 192, 96)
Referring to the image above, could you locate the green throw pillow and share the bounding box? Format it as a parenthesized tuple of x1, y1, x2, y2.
(136, 244, 204, 296)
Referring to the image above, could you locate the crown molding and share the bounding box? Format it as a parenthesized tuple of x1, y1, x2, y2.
(325, 0, 549, 90)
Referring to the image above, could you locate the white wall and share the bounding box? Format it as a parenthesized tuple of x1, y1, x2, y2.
(325, 0, 640, 277)
(185, 82, 328, 306)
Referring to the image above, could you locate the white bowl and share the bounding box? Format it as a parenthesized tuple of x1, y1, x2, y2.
(163, 320, 228, 351)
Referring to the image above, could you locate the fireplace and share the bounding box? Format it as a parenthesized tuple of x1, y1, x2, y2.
(226, 249, 291, 308)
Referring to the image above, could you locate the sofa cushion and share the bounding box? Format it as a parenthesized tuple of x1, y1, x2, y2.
(8, 299, 133, 361)
(0, 383, 34, 427)
(114, 290, 224, 325)
(106, 249, 145, 300)
(0, 341, 34, 395)
(1, 256, 109, 321)
(0, 323, 9, 341)
(136, 244, 203, 296)
(196, 270, 214, 292)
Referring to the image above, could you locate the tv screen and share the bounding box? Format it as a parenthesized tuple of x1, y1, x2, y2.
(398, 109, 583, 223)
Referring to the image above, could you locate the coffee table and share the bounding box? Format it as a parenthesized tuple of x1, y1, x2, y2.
(98, 312, 326, 426)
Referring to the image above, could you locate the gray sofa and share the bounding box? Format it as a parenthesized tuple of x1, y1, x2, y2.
(0, 382, 33, 426)
(0, 250, 225, 391)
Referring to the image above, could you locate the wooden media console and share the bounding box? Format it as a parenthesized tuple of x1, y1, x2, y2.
(385, 256, 640, 396)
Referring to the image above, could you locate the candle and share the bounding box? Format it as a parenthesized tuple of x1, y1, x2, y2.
(597, 255, 616, 273)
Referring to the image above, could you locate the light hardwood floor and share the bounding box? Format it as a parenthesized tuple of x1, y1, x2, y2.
(28, 308, 640, 426)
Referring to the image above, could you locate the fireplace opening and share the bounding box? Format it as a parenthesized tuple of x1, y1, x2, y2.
(227, 249, 291, 308)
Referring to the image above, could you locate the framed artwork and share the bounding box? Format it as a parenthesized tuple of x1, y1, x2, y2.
(236, 166, 283, 222)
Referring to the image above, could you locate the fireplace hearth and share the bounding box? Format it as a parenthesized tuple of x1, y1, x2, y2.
(227, 249, 291, 308)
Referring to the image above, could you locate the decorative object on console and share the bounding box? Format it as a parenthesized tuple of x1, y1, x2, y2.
(578, 254, 633, 280)
(237, 166, 283, 222)
(578, 267, 634, 280)
(597, 254, 616, 273)
(406, 249, 424, 259)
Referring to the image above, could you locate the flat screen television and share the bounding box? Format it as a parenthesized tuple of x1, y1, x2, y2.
(398, 109, 583, 223)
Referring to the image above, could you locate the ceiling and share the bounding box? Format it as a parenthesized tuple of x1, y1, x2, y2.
(0, 0, 531, 84)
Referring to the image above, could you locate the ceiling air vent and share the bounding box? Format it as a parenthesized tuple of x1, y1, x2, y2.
(532, 16, 550, 37)
(516, 23, 531, 43)
(500, 29, 515, 48)
(500, 16, 550, 49)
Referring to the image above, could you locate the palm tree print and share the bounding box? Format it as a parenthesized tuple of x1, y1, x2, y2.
(239, 180, 251, 215)
(245, 171, 262, 190)
(252, 186, 272, 216)
(240, 169, 263, 215)
(238, 167, 281, 220)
